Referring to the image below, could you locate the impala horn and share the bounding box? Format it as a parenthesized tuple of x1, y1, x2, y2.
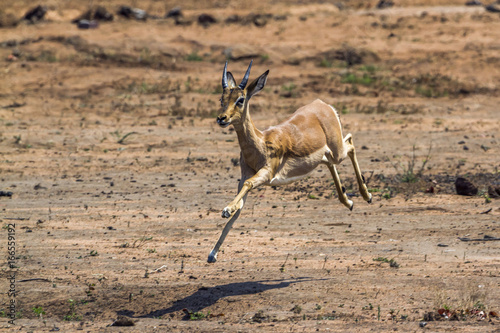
(222, 61, 228, 89)
(238, 60, 253, 89)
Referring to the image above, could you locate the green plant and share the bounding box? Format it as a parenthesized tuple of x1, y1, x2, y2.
(341, 72, 375, 86)
(189, 311, 208, 320)
(373, 257, 399, 268)
(319, 58, 333, 68)
(484, 194, 491, 203)
(63, 299, 82, 321)
(362, 303, 374, 310)
(186, 52, 203, 62)
(359, 64, 377, 73)
(33, 306, 45, 318)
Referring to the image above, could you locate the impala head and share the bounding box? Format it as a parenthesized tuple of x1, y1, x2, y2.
(217, 60, 269, 128)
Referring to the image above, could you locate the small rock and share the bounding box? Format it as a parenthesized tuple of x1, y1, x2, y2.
(198, 13, 217, 27)
(0, 191, 13, 197)
(117, 6, 147, 21)
(165, 7, 182, 19)
(485, 4, 500, 12)
(23, 5, 47, 24)
(488, 186, 500, 198)
(463, 145, 469, 150)
(110, 316, 135, 326)
(77, 20, 99, 29)
(465, 0, 482, 5)
(253, 14, 269, 27)
(376, 0, 395, 9)
(455, 177, 478, 196)
(419, 321, 427, 327)
(94, 6, 114, 21)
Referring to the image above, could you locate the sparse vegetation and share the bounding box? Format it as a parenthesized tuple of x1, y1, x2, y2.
(32, 306, 45, 319)
(186, 51, 203, 62)
(373, 257, 400, 268)
(63, 299, 82, 321)
(390, 143, 432, 183)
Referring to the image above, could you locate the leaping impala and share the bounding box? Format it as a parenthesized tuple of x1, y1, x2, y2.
(208, 61, 372, 263)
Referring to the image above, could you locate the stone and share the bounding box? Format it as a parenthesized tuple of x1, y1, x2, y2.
(23, 5, 47, 24)
(198, 14, 217, 27)
(487, 186, 500, 198)
(376, 0, 395, 9)
(455, 177, 478, 196)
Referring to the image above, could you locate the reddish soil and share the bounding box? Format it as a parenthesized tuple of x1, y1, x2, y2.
(0, 1, 499, 331)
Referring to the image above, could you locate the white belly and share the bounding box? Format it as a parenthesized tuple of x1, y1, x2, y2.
(268, 146, 330, 186)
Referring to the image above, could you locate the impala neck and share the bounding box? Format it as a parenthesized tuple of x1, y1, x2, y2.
(233, 103, 263, 154)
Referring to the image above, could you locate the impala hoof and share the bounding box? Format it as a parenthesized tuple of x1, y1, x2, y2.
(207, 251, 217, 263)
(367, 194, 373, 204)
(221, 208, 231, 218)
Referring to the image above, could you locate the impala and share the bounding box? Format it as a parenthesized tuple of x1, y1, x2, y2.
(208, 61, 372, 263)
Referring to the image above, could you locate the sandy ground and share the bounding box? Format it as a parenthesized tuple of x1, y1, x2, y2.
(0, 1, 499, 332)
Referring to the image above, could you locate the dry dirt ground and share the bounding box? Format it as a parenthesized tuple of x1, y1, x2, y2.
(0, 0, 499, 332)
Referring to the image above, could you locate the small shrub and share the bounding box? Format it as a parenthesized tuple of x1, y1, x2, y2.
(186, 52, 203, 62)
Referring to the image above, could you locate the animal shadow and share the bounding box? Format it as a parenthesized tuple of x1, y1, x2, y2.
(118, 277, 328, 319)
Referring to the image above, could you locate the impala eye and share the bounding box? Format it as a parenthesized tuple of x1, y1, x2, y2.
(236, 98, 244, 106)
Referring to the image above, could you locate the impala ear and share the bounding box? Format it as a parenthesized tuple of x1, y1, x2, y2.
(246, 70, 269, 99)
(226, 71, 237, 89)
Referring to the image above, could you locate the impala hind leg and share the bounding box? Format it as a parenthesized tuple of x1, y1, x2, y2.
(325, 156, 354, 210)
(343, 134, 372, 203)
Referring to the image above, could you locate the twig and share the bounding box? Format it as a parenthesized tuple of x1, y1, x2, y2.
(458, 235, 500, 242)
(18, 278, 51, 282)
(117, 131, 138, 144)
(1, 102, 26, 109)
(480, 208, 492, 214)
(148, 265, 168, 274)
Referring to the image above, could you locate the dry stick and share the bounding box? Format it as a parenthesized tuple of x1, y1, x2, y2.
(480, 208, 492, 214)
(458, 236, 500, 242)
(149, 265, 168, 274)
(118, 132, 138, 144)
(18, 278, 51, 282)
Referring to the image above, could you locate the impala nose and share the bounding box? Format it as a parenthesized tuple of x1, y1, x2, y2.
(217, 115, 228, 126)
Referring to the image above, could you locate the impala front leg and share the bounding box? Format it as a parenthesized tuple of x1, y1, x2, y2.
(221, 168, 271, 218)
